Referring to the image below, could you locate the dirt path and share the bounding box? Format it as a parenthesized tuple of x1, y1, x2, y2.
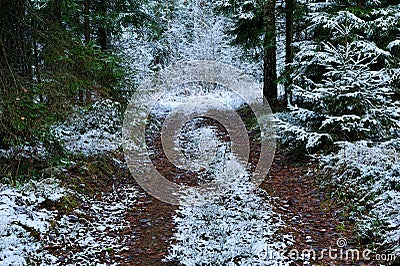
(115, 152, 368, 265)
(261, 153, 370, 266)
(43, 148, 371, 265)
(120, 191, 176, 266)
(42, 115, 371, 265)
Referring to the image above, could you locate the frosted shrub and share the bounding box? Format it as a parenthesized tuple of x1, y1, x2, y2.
(290, 32, 398, 141)
(274, 107, 333, 155)
(319, 139, 400, 256)
(52, 99, 122, 156)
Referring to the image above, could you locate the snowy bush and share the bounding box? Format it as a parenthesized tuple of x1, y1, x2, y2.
(274, 107, 333, 155)
(290, 26, 399, 141)
(52, 99, 122, 156)
(283, 3, 400, 261)
(319, 140, 400, 257)
(279, 5, 400, 156)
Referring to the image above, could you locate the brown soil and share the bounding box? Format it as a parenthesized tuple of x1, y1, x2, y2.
(261, 153, 375, 266)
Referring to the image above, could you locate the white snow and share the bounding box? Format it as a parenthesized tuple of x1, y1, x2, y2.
(320, 140, 400, 255)
(0, 179, 64, 265)
(42, 184, 140, 265)
(0, 142, 48, 161)
(52, 99, 122, 156)
(0, 176, 140, 265)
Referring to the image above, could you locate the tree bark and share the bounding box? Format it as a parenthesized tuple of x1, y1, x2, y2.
(263, 0, 278, 104)
(285, 0, 294, 104)
(97, 0, 108, 50)
(84, 0, 90, 45)
(0, 0, 30, 79)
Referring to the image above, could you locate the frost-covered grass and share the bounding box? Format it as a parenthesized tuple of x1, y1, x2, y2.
(319, 140, 400, 260)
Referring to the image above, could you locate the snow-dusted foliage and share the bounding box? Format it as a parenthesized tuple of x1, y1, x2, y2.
(279, 2, 400, 259)
(319, 140, 400, 258)
(117, 27, 159, 88)
(302, 40, 395, 136)
(0, 179, 64, 265)
(52, 99, 122, 156)
(274, 106, 333, 154)
(0, 142, 48, 161)
(291, 17, 399, 141)
(277, 5, 400, 154)
(118, 0, 263, 90)
(163, 0, 263, 79)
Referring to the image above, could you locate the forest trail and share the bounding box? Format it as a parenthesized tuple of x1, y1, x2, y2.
(42, 97, 367, 265)
(117, 153, 363, 265)
(261, 155, 366, 265)
(103, 98, 364, 265)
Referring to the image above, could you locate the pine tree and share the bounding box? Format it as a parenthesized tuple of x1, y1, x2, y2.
(278, 1, 400, 153)
(0, 0, 151, 146)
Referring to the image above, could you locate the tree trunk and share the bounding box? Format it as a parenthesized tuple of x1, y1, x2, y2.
(285, 0, 294, 104)
(0, 0, 30, 79)
(98, 27, 107, 50)
(97, 0, 108, 50)
(84, 0, 90, 45)
(263, 0, 278, 104)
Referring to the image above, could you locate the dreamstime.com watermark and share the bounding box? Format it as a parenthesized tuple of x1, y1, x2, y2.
(257, 238, 398, 263)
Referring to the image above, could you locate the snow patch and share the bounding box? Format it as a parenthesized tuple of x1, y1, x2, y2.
(320, 140, 400, 255)
(0, 179, 64, 265)
(52, 99, 122, 156)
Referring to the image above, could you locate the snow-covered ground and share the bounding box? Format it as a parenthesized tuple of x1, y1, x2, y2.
(151, 87, 293, 265)
(0, 177, 141, 265)
(0, 142, 48, 161)
(0, 179, 64, 265)
(166, 147, 293, 265)
(42, 184, 140, 265)
(1, 98, 138, 265)
(3, 0, 398, 264)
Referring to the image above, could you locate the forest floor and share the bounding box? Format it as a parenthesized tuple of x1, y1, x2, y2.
(44, 149, 371, 265)
(37, 141, 374, 266)
(261, 155, 370, 266)
(0, 99, 377, 265)
(0, 148, 379, 265)
(119, 153, 369, 265)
